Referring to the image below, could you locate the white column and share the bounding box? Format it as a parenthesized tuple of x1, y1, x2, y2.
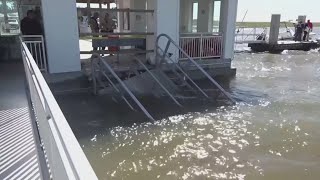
(269, 14, 281, 44)
(220, 0, 238, 60)
(180, 0, 193, 33)
(133, 0, 147, 32)
(117, 0, 132, 32)
(146, 0, 155, 62)
(197, 0, 211, 33)
(155, 0, 180, 63)
(41, 0, 81, 73)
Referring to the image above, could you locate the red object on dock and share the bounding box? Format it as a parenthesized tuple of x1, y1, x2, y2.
(108, 35, 120, 52)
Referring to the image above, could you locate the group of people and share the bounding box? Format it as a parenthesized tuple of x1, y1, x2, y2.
(88, 12, 116, 51)
(294, 20, 313, 41)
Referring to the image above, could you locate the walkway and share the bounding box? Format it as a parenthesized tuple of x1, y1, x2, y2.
(0, 62, 46, 180)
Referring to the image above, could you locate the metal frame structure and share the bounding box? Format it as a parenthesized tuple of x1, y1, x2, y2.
(179, 33, 224, 60)
(21, 35, 48, 73)
(156, 33, 236, 104)
(91, 55, 156, 122)
(21, 40, 98, 180)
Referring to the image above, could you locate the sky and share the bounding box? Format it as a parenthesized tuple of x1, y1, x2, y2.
(237, 0, 320, 22)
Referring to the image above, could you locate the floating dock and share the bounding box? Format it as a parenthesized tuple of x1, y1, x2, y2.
(249, 40, 320, 53)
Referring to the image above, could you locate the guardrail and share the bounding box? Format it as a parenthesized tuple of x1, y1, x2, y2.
(21, 35, 48, 73)
(157, 34, 236, 104)
(21, 40, 98, 180)
(179, 33, 223, 60)
(235, 27, 267, 44)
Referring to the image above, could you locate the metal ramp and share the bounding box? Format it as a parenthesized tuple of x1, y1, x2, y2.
(91, 34, 235, 122)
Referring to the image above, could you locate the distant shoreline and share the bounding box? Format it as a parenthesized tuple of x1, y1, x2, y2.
(236, 22, 320, 28)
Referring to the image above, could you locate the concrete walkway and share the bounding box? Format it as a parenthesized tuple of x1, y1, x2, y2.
(0, 62, 46, 180)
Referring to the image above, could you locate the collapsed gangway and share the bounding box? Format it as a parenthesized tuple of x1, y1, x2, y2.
(91, 34, 236, 122)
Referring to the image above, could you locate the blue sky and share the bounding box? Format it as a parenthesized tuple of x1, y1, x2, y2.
(237, 0, 320, 22)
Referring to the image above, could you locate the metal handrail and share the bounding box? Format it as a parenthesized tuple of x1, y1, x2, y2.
(96, 56, 155, 122)
(180, 32, 222, 36)
(80, 32, 154, 37)
(91, 58, 136, 111)
(133, 56, 182, 107)
(156, 34, 236, 104)
(156, 46, 209, 98)
(21, 35, 48, 73)
(21, 41, 98, 180)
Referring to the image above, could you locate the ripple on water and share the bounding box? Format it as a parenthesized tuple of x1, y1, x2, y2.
(80, 52, 320, 180)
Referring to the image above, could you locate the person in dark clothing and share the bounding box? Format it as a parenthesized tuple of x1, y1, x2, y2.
(21, 10, 42, 35)
(89, 12, 100, 51)
(294, 21, 304, 41)
(21, 10, 44, 65)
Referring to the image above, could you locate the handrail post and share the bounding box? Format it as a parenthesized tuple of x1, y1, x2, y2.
(199, 33, 203, 60)
(91, 57, 98, 95)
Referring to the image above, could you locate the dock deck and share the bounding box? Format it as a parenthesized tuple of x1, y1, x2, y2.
(248, 40, 320, 53)
(0, 62, 47, 180)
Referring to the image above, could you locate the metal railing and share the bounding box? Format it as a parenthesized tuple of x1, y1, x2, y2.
(21, 40, 98, 180)
(156, 34, 236, 104)
(235, 27, 267, 44)
(133, 56, 182, 107)
(21, 35, 48, 73)
(179, 33, 223, 60)
(91, 55, 156, 122)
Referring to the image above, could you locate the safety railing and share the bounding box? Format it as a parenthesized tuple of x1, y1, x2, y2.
(21, 35, 48, 73)
(179, 33, 223, 60)
(156, 34, 236, 104)
(235, 27, 267, 44)
(133, 56, 182, 107)
(21, 40, 98, 180)
(91, 55, 156, 122)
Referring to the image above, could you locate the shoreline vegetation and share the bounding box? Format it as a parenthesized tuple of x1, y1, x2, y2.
(236, 22, 320, 28)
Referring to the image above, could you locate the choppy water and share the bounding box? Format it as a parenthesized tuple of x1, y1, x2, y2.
(79, 51, 320, 180)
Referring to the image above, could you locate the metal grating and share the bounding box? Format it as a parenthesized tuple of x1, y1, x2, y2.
(0, 107, 42, 180)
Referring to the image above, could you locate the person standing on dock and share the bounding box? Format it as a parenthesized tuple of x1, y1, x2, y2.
(294, 21, 304, 41)
(307, 20, 313, 32)
(89, 12, 100, 51)
(303, 24, 310, 41)
(100, 13, 116, 55)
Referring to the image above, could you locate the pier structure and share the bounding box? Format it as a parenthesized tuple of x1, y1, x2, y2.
(0, 0, 239, 178)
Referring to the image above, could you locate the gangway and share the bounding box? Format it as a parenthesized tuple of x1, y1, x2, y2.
(8, 39, 99, 180)
(91, 34, 236, 121)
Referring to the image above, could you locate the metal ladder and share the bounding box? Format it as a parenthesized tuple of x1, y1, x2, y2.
(155, 34, 236, 104)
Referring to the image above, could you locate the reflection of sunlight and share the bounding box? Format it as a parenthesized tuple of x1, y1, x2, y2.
(0, 107, 41, 179)
(82, 101, 314, 179)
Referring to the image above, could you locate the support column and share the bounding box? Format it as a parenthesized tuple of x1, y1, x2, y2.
(197, 0, 212, 33)
(146, 0, 155, 62)
(155, 0, 180, 63)
(269, 14, 281, 44)
(220, 0, 238, 60)
(133, 0, 147, 32)
(180, 0, 193, 33)
(41, 0, 81, 73)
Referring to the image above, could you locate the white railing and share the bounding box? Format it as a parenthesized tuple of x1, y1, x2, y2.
(21, 40, 98, 180)
(235, 27, 267, 44)
(179, 33, 223, 60)
(21, 35, 48, 73)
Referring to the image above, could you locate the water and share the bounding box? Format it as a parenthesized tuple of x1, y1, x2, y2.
(78, 51, 320, 180)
